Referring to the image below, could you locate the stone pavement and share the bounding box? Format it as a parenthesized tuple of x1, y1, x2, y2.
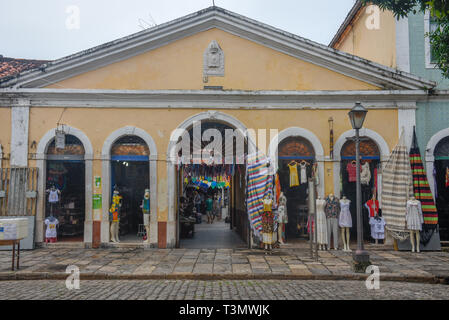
(1, 279, 448, 300)
(1, 246, 449, 284)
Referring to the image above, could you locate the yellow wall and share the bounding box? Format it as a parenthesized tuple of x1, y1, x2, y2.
(333, 7, 396, 68)
(0, 108, 11, 168)
(28, 107, 399, 222)
(47, 28, 379, 91)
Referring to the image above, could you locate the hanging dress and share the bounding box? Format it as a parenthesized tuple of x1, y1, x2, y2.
(288, 163, 300, 187)
(360, 162, 371, 185)
(262, 199, 274, 245)
(300, 162, 307, 184)
(316, 199, 328, 245)
(339, 200, 352, 228)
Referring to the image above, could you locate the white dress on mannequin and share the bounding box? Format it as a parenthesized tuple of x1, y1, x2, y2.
(339, 200, 352, 228)
(316, 199, 328, 245)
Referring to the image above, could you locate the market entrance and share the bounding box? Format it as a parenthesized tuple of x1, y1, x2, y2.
(434, 136, 449, 241)
(175, 121, 247, 249)
(45, 135, 85, 242)
(276, 136, 316, 241)
(110, 136, 150, 242)
(340, 138, 380, 241)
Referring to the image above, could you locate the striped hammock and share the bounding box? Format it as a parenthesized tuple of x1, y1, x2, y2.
(409, 128, 438, 228)
(246, 152, 272, 239)
(382, 130, 414, 240)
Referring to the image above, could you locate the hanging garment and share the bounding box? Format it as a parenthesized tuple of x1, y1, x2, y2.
(48, 190, 59, 203)
(246, 152, 271, 238)
(300, 162, 307, 184)
(360, 162, 371, 185)
(369, 217, 386, 240)
(409, 128, 438, 228)
(406, 200, 424, 231)
(44, 217, 59, 239)
(275, 173, 281, 207)
(339, 200, 352, 228)
(365, 199, 379, 218)
(346, 162, 357, 182)
(446, 167, 449, 188)
(262, 199, 274, 245)
(316, 199, 328, 245)
(109, 193, 122, 222)
(288, 162, 300, 187)
(276, 204, 288, 224)
(381, 130, 414, 240)
(324, 196, 340, 219)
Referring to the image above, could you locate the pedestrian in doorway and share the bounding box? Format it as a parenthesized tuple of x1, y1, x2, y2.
(206, 195, 213, 224)
(213, 194, 220, 222)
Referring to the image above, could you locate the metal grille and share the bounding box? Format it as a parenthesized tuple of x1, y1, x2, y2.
(0, 168, 38, 216)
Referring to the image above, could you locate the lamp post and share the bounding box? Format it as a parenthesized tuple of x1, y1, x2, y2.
(348, 102, 370, 271)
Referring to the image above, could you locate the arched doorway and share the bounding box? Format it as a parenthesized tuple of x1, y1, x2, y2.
(171, 118, 249, 249)
(277, 136, 316, 240)
(45, 134, 85, 242)
(110, 135, 150, 242)
(433, 136, 449, 240)
(340, 138, 380, 240)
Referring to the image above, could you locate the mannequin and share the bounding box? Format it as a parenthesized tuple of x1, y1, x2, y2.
(324, 193, 340, 250)
(339, 196, 352, 252)
(316, 196, 328, 250)
(406, 196, 424, 253)
(141, 189, 151, 243)
(109, 189, 122, 243)
(262, 193, 274, 254)
(276, 192, 288, 244)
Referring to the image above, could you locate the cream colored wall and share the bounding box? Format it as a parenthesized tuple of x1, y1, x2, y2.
(333, 7, 397, 68)
(28, 107, 398, 222)
(47, 28, 379, 91)
(0, 108, 11, 168)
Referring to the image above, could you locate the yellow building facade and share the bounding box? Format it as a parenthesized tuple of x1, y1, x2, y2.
(0, 7, 436, 248)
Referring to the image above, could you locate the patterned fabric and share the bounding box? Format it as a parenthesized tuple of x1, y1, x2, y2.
(324, 196, 340, 219)
(262, 210, 275, 244)
(409, 129, 438, 227)
(288, 163, 300, 187)
(247, 152, 271, 238)
(382, 131, 414, 240)
(446, 168, 449, 188)
(275, 173, 281, 207)
(365, 199, 379, 218)
(347, 162, 357, 182)
(109, 193, 122, 222)
(360, 162, 371, 185)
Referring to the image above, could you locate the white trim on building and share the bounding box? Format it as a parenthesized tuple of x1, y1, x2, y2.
(425, 127, 449, 201)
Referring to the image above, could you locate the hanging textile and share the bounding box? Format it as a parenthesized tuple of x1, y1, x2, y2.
(382, 130, 414, 240)
(446, 167, 449, 188)
(288, 162, 300, 187)
(409, 128, 438, 228)
(246, 152, 271, 238)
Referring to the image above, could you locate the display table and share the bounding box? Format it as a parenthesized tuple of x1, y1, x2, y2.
(0, 239, 21, 270)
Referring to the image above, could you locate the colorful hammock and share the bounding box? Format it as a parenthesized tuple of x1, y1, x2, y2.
(409, 128, 438, 228)
(382, 130, 414, 240)
(246, 152, 271, 238)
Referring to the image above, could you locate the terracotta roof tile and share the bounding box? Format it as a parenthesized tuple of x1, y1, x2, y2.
(0, 56, 49, 81)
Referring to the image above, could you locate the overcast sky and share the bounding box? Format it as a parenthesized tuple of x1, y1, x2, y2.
(0, 0, 356, 60)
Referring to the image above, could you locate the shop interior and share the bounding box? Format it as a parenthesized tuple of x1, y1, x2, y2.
(276, 136, 316, 241)
(110, 136, 150, 242)
(45, 135, 85, 242)
(434, 136, 449, 241)
(175, 121, 247, 249)
(340, 139, 380, 241)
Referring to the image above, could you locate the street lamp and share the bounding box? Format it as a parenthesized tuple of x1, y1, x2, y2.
(348, 102, 370, 271)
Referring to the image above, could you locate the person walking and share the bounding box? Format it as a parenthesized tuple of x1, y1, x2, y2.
(205, 195, 213, 224)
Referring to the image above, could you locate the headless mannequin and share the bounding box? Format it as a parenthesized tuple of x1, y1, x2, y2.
(46, 185, 61, 216)
(109, 190, 122, 243)
(340, 196, 351, 252)
(141, 189, 151, 244)
(262, 194, 274, 254)
(277, 193, 287, 244)
(408, 196, 421, 253)
(316, 196, 328, 251)
(325, 193, 340, 250)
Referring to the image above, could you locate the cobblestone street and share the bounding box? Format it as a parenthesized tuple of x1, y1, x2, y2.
(0, 279, 448, 300)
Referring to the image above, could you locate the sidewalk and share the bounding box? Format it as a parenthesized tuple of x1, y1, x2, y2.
(1, 246, 449, 284)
